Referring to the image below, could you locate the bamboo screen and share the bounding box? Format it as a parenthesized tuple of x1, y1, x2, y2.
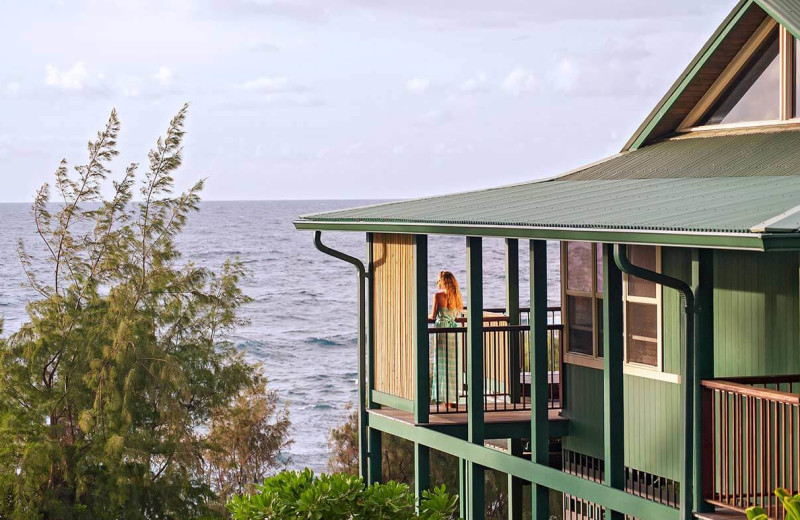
(372, 233, 415, 400)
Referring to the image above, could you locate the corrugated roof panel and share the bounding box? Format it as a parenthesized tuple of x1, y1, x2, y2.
(301, 176, 800, 234)
(757, 0, 800, 39)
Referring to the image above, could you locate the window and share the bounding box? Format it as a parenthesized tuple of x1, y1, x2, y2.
(682, 22, 800, 129)
(563, 242, 603, 360)
(702, 29, 780, 125)
(562, 243, 671, 380)
(623, 246, 661, 368)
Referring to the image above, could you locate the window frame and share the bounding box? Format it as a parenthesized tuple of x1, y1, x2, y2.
(562, 242, 604, 370)
(622, 246, 663, 372)
(678, 19, 800, 131)
(561, 242, 680, 383)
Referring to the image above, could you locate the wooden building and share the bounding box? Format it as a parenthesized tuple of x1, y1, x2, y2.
(295, 1, 800, 518)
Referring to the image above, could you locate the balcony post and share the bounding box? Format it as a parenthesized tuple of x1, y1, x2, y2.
(466, 236, 485, 520)
(413, 234, 429, 424)
(505, 239, 523, 520)
(366, 233, 381, 485)
(602, 243, 625, 520)
(530, 239, 550, 519)
(692, 249, 714, 512)
(414, 442, 430, 508)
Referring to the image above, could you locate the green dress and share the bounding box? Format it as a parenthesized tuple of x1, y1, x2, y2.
(431, 305, 462, 405)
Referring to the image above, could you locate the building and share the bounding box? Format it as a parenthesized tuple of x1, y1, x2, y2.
(294, 1, 800, 518)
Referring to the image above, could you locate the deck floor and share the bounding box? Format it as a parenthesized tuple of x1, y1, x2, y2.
(695, 509, 747, 520)
(369, 405, 565, 427)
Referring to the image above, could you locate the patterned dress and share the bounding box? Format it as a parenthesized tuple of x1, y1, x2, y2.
(431, 304, 462, 405)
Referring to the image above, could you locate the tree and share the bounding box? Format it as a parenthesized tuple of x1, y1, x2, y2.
(0, 105, 290, 519)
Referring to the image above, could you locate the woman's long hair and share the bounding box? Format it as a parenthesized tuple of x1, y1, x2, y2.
(438, 271, 463, 311)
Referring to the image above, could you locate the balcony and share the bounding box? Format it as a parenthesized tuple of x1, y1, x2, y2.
(426, 306, 562, 414)
(702, 375, 800, 520)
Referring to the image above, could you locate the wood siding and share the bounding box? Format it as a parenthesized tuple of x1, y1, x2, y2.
(372, 233, 415, 399)
(713, 250, 800, 377)
(562, 364, 683, 482)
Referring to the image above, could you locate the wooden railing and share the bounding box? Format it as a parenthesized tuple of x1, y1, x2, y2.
(427, 321, 563, 414)
(702, 376, 800, 519)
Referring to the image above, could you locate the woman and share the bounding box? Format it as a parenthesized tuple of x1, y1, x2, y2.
(430, 271, 463, 407)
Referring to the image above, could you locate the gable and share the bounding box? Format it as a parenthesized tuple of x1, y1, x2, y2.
(625, 0, 800, 150)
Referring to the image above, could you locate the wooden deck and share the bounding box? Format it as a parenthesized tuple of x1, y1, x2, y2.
(368, 405, 569, 437)
(695, 508, 747, 520)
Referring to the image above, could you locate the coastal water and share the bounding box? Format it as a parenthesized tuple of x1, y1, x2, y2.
(0, 200, 560, 472)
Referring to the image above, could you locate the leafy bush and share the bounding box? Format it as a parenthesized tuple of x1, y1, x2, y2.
(226, 469, 460, 520)
(747, 488, 800, 519)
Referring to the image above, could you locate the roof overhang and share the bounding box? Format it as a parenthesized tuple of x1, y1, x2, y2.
(294, 219, 800, 252)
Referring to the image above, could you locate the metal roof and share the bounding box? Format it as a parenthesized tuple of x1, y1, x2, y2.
(295, 129, 800, 250)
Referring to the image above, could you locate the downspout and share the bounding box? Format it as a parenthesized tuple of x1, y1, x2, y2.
(613, 244, 695, 520)
(313, 231, 369, 482)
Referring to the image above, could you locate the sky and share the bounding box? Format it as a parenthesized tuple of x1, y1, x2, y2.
(0, 0, 738, 202)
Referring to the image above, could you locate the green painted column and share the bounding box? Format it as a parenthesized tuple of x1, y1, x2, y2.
(415, 442, 430, 507)
(530, 240, 550, 519)
(692, 249, 714, 513)
(602, 243, 624, 520)
(466, 236, 485, 520)
(459, 457, 468, 519)
(505, 239, 523, 520)
(368, 428, 382, 485)
(507, 439, 523, 520)
(413, 234, 430, 425)
(367, 232, 377, 409)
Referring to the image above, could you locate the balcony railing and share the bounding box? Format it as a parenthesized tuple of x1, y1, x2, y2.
(427, 306, 562, 414)
(702, 375, 800, 520)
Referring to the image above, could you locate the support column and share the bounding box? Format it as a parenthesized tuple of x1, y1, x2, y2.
(415, 442, 430, 505)
(459, 457, 468, 519)
(530, 240, 550, 519)
(368, 428, 382, 485)
(505, 239, 523, 520)
(466, 237, 485, 520)
(602, 243, 625, 520)
(692, 249, 713, 513)
(413, 234, 429, 424)
(365, 233, 378, 485)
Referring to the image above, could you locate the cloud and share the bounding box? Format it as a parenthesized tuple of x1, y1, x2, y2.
(45, 62, 90, 91)
(458, 73, 489, 94)
(153, 66, 174, 86)
(501, 67, 536, 95)
(2, 82, 20, 96)
(552, 58, 579, 93)
(241, 76, 306, 94)
(405, 77, 430, 95)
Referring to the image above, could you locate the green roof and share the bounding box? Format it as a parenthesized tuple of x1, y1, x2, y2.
(295, 129, 800, 251)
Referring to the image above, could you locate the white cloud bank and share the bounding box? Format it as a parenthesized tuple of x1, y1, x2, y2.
(501, 67, 536, 95)
(405, 77, 430, 94)
(45, 62, 90, 91)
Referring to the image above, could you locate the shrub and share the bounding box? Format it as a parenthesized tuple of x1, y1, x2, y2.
(226, 469, 460, 520)
(747, 488, 800, 519)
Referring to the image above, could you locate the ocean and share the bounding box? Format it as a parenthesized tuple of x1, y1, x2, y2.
(0, 200, 561, 472)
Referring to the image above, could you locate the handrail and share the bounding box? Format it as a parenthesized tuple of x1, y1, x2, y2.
(707, 374, 800, 385)
(701, 379, 800, 405)
(428, 323, 564, 334)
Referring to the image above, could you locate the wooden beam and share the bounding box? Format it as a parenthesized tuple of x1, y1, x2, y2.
(530, 239, 550, 519)
(367, 232, 377, 409)
(506, 439, 523, 520)
(603, 243, 625, 520)
(781, 26, 795, 120)
(466, 236, 485, 520)
(413, 234, 429, 424)
(693, 249, 715, 513)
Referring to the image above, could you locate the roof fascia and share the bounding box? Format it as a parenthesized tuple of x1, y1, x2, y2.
(623, 0, 754, 151)
(294, 219, 774, 251)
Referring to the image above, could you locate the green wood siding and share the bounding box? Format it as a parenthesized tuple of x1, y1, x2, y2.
(562, 365, 683, 482)
(662, 247, 691, 375)
(713, 250, 800, 377)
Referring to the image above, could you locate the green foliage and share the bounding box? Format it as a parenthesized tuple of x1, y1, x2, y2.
(746, 488, 800, 520)
(226, 469, 460, 520)
(0, 106, 290, 519)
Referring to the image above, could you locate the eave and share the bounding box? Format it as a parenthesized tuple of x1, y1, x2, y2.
(294, 219, 800, 252)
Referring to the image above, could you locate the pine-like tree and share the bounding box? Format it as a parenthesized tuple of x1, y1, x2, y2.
(0, 105, 290, 519)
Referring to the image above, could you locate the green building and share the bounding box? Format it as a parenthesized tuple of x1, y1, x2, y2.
(295, 1, 800, 518)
